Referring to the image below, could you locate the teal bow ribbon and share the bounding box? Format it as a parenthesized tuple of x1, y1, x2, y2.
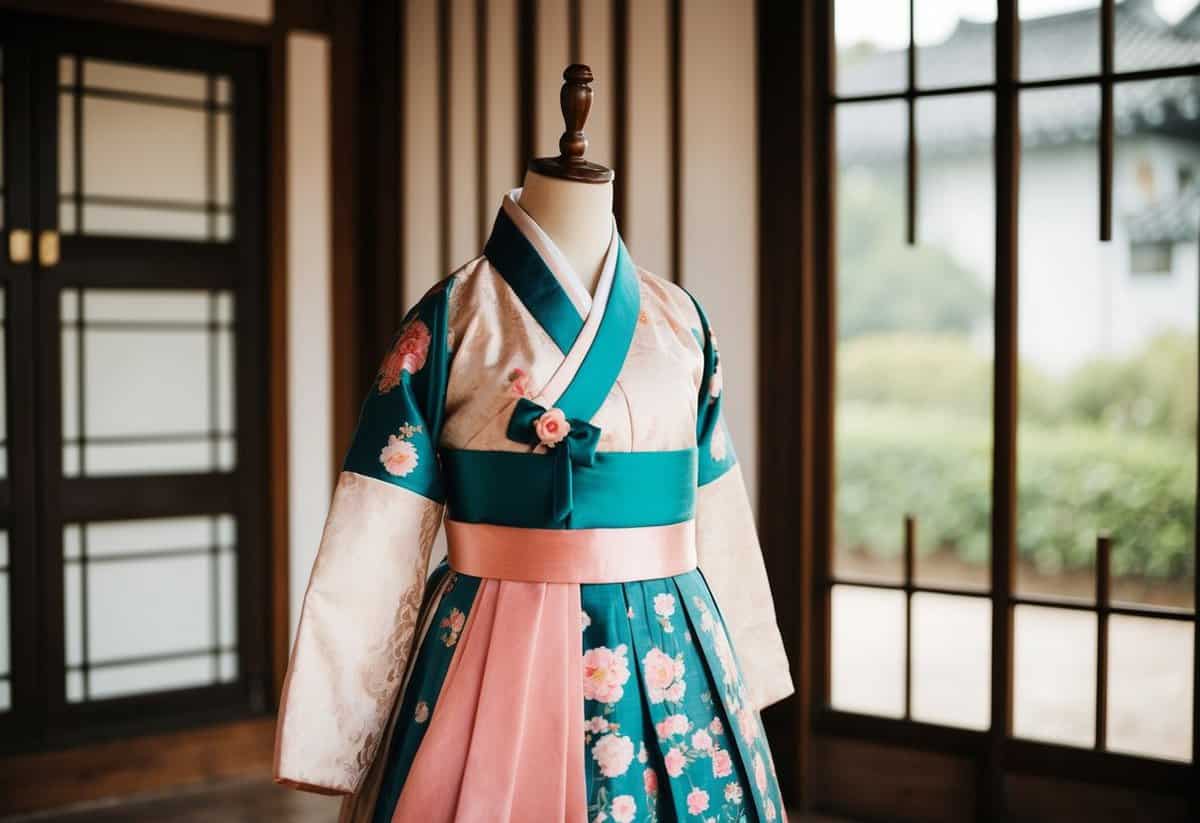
(507, 397, 601, 524)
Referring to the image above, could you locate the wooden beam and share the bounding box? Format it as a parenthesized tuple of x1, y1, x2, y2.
(0, 718, 275, 816)
(0, 0, 271, 43)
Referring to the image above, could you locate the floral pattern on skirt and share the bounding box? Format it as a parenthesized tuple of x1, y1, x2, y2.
(371, 565, 785, 823)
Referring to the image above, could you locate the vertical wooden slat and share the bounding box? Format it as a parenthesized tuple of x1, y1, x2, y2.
(447, 0, 480, 267)
(535, 0, 569, 158)
(985, 1, 1020, 820)
(624, 0, 671, 274)
(1095, 533, 1111, 751)
(611, 0, 629, 229)
(758, 0, 820, 808)
(578, 0, 614, 170)
(402, 0, 445, 305)
(437, 0, 451, 277)
(517, 0, 536, 178)
(1099, 0, 1114, 243)
(476, 0, 489, 247)
(485, 0, 519, 208)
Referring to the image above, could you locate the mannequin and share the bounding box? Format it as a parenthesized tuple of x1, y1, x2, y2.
(514, 169, 613, 296)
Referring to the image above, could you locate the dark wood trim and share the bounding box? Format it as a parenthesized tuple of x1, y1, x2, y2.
(984, 2, 1020, 819)
(0, 0, 271, 43)
(668, 0, 682, 285)
(1099, 0, 1114, 243)
(330, 0, 363, 461)
(267, 22, 291, 705)
(517, 0, 536, 182)
(757, 0, 819, 809)
(0, 718, 275, 816)
(276, 0, 331, 34)
(611, 0, 629, 230)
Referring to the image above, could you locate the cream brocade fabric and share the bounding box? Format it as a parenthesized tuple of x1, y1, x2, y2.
(274, 472, 444, 794)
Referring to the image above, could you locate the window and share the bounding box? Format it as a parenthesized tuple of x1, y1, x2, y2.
(818, 0, 1198, 814)
(0, 16, 269, 751)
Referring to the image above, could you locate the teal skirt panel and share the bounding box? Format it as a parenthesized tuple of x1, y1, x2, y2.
(441, 448, 698, 529)
(370, 563, 786, 823)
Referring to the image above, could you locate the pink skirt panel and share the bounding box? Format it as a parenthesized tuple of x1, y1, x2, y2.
(390, 577, 586, 822)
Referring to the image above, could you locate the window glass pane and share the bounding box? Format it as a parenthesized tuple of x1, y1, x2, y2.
(1107, 615, 1193, 761)
(1021, 0, 1099, 82)
(56, 56, 234, 243)
(911, 593, 991, 729)
(835, 0, 909, 97)
(82, 58, 208, 101)
(1018, 82, 1198, 610)
(915, 1, 996, 89)
(836, 96, 995, 590)
(89, 656, 213, 701)
(1014, 605, 1097, 747)
(831, 585, 906, 717)
(60, 289, 237, 477)
(1116, 0, 1200, 72)
(63, 515, 237, 703)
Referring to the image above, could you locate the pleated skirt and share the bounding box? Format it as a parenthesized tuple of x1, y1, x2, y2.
(370, 560, 787, 823)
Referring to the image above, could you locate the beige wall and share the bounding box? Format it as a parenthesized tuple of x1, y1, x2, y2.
(401, 0, 761, 502)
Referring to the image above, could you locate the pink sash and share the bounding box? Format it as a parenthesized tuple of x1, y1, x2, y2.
(445, 518, 697, 583)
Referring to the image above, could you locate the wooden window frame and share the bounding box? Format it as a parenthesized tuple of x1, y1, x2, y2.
(759, 0, 1200, 819)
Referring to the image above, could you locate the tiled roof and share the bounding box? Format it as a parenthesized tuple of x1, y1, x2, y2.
(839, 0, 1200, 162)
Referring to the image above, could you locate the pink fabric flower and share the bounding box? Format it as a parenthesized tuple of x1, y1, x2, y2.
(379, 435, 419, 477)
(583, 644, 631, 705)
(378, 319, 431, 392)
(670, 714, 690, 735)
(753, 752, 768, 792)
(587, 716, 610, 733)
(686, 787, 709, 816)
(711, 748, 733, 778)
(591, 733, 634, 778)
(653, 593, 676, 618)
(765, 798, 778, 821)
(642, 647, 684, 703)
(610, 795, 636, 823)
(643, 767, 658, 795)
(723, 782, 743, 803)
(665, 681, 686, 702)
(533, 407, 570, 446)
(508, 367, 531, 397)
(690, 729, 713, 751)
(663, 746, 685, 778)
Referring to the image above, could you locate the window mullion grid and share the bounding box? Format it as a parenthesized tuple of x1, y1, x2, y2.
(905, 0, 917, 247)
(1099, 0, 1114, 242)
(985, 0, 1020, 820)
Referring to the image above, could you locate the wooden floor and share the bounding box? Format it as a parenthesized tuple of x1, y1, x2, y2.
(8, 778, 853, 822)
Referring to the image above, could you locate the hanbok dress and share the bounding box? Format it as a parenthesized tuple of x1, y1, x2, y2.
(274, 188, 795, 823)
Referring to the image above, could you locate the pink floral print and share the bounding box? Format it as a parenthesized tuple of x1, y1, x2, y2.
(379, 435, 419, 477)
(609, 794, 637, 823)
(439, 607, 466, 647)
(583, 644, 632, 705)
(508, 367, 533, 398)
(724, 783, 743, 803)
(686, 786, 709, 815)
(652, 593, 676, 633)
(642, 647, 686, 704)
(378, 319, 431, 393)
(663, 746, 686, 778)
(642, 767, 658, 795)
(709, 422, 728, 462)
(591, 733, 635, 778)
(534, 407, 570, 446)
(711, 748, 734, 779)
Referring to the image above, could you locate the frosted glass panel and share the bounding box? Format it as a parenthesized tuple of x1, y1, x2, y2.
(89, 656, 213, 701)
(831, 585, 906, 717)
(84, 58, 208, 100)
(61, 289, 237, 477)
(89, 554, 212, 660)
(1014, 605, 1097, 748)
(1107, 616, 1193, 762)
(911, 593, 990, 729)
(64, 515, 238, 703)
(83, 97, 206, 201)
(57, 57, 234, 242)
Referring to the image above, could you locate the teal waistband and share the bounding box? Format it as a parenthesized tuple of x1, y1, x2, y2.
(440, 447, 697, 530)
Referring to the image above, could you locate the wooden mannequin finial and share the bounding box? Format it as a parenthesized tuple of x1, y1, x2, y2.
(528, 64, 615, 184)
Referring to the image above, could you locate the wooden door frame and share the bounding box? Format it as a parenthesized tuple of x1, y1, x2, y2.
(0, 0, 333, 813)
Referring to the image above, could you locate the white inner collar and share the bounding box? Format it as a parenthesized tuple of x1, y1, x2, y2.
(502, 186, 618, 318)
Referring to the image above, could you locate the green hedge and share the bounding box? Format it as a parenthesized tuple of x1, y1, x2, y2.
(837, 404, 1196, 581)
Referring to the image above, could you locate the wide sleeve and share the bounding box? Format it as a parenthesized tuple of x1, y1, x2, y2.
(274, 278, 455, 795)
(689, 294, 795, 711)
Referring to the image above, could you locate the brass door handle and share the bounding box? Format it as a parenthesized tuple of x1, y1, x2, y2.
(8, 228, 31, 264)
(39, 230, 61, 267)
